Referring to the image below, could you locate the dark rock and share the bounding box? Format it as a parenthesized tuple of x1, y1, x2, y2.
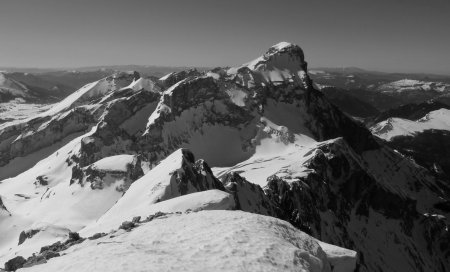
(0, 196, 11, 216)
(18, 229, 40, 245)
(88, 232, 106, 240)
(4, 256, 26, 271)
(119, 221, 135, 230)
(221, 172, 280, 217)
(34, 175, 48, 186)
(42, 251, 60, 260)
(68, 232, 81, 241)
(143, 212, 168, 222)
(22, 253, 47, 268)
(387, 129, 450, 181)
(372, 101, 450, 124)
(131, 216, 141, 223)
(159, 68, 202, 87)
(40, 241, 64, 254)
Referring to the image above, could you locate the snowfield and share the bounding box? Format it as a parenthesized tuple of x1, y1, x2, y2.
(81, 189, 235, 236)
(90, 154, 136, 172)
(22, 211, 357, 272)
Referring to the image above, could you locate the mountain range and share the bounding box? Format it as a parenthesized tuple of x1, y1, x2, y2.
(0, 42, 449, 272)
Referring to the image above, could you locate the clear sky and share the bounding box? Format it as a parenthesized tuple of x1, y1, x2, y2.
(0, 0, 449, 74)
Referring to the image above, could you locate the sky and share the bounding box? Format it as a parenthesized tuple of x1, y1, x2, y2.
(0, 0, 449, 74)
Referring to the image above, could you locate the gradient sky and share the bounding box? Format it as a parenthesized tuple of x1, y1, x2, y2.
(1, 0, 449, 74)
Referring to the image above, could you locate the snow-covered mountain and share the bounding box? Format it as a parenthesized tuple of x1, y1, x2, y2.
(371, 108, 450, 140)
(0, 42, 449, 272)
(371, 106, 450, 179)
(0, 70, 116, 103)
(0, 73, 30, 101)
(377, 79, 450, 94)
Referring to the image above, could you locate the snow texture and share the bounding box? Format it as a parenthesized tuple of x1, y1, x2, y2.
(23, 211, 356, 272)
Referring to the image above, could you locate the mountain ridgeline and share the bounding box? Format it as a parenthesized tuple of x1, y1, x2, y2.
(0, 42, 449, 272)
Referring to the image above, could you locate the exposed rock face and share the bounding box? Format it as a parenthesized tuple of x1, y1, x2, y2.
(159, 68, 202, 87)
(0, 106, 97, 169)
(319, 86, 380, 118)
(170, 149, 226, 196)
(0, 72, 159, 178)
(372, 101, 450, 124)
(18, 229, 40, 245)
(264, 138, 450, 272)
(138, 76, 256, 165)
(0, 196, 10, 216)
(75, 88, 161, 167)
(387, 129, 450, 180)
(70, 154, 144, 191)
(4, 256, 26, 271)
(230, 41, 312, 90)
(221, 172, 280, 217)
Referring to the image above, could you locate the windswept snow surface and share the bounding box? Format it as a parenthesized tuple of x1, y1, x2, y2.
(90, 155, 135, 172)
(81, 190, 234, 236)
(371, 108, 450, 140)
(24, 211, 356, 272)
(317, 241, 357, 272)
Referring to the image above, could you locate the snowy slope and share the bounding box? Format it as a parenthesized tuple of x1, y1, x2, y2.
(81, 190, 234, 236)
(0, 128, 129, 263)
(317, 241, 357, 272)
(213, 136, 316, 187)
(0, 147, 222, 263)
(80, 149, 225, 235)
(0, 72, 29, 99)
(41, 71, 138, 117)
(90, 154, 135, 172)
(371, 108, 450, 140)
(22, 211, 356, 272)
(120, 77, 161, 93)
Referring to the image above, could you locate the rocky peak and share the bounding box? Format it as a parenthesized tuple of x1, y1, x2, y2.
(159, 68, 202, 88)
(262, 41, 306, 68)
(229, 41, 312, 90)
(111, 71, 140, 81)
(221, 172, 281, 217)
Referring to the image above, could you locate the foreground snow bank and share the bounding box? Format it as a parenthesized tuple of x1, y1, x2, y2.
(81, 190, 234, 236)
(317, 241, 357, 272)
(22, 211, 357, 272)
